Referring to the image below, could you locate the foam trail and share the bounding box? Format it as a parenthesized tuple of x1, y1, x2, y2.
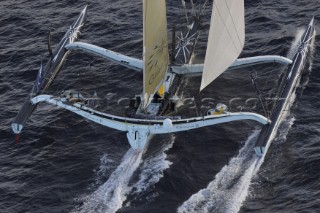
(93, 154, 116, 186)
(73, 149, 142, 213)
(177, 130, 261, 213)
(132, 136, 174, 194)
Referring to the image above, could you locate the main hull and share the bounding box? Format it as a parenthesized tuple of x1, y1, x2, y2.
(254, 18, 315, 156)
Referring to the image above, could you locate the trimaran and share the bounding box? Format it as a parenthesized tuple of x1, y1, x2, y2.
(12, 0, 315, 157)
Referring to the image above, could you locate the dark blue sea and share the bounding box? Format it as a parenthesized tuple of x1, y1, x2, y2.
(1, 0, 320, 212)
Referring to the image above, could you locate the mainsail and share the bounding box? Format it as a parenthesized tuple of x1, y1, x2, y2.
(200, 0, 245, 91)
(143, 0, 169, 107)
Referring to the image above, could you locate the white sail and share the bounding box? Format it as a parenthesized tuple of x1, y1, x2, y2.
(200, 0, 245, 91)
(143, 0, 169, 107)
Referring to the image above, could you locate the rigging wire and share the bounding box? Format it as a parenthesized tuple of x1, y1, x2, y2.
(251, 72, 270, 118)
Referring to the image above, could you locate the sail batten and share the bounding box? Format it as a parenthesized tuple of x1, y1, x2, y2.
(143, 0, 169, 107)
(200, 0, 245, 91)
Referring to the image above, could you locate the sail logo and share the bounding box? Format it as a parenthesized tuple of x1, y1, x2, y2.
(146, 38, 168, 85)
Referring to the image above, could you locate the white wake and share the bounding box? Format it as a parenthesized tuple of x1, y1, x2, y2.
(73, 149, 142, 213)
(177, 130, 261, 213)
(73, 136, 174, 213)
(132, 136, 174, 195)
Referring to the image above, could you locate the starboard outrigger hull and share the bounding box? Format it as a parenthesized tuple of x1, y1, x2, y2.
(254, 17, 315, 157)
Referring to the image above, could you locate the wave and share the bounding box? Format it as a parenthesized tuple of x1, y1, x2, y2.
(73, 149, 142, 213)
(93, 154, 117, 187)
(73, 136, 174, 213)
(177, 130, 261, 213)
(132, 136, 174, 195)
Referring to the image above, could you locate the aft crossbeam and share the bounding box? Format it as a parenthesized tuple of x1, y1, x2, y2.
(31, 95, 269, 151)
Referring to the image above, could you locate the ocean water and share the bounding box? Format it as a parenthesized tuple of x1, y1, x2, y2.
(1, 0, 320, 212)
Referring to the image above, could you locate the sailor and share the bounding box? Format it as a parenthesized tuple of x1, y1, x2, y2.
(213, 103, 228, 115)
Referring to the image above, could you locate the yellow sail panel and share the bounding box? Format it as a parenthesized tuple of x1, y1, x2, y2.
(143, 0, 169, 107)
(200, 0, 245, 91)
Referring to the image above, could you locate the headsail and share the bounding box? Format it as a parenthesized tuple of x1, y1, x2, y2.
(143, 0, 169, 107)
(200, 0, 245, 91)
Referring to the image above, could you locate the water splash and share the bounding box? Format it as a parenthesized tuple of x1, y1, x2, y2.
(177, 130, 261, 213)
(73, 149, 142, 213)
(73, 137, 174, 213)
(287, 28, 305, 59)
(132, 136, 174, 194)
(93, 154, 117, 186)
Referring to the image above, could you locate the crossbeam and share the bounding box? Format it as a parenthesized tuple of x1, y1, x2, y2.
(66, 42, 143, 71)
(171, 55, 293, 76)
(66, 42, 292, 77)
(29, 95, 270, 151)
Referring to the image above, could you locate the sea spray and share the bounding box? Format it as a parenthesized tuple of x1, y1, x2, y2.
(74, 137, 175, 213)
(73, 149, 142, 213)
(287, 29, 305, 59)
(132, 136, 174, 194)
(177, 130, 261, 213)
(93, 154, 117, 186)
